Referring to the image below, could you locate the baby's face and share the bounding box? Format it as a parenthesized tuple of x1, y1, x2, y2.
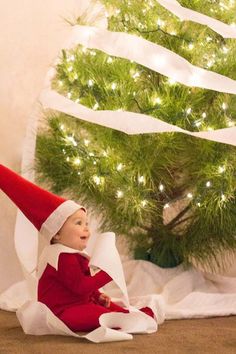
(53, 209, 90, 251)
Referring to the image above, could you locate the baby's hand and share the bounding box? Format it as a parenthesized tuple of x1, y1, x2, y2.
(98, 293, 111, 308)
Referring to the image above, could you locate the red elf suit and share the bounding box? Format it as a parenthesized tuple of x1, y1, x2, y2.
(0, 164, 155, 333)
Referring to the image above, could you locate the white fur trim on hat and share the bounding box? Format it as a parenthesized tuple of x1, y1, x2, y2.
(39, 200, 86, 241)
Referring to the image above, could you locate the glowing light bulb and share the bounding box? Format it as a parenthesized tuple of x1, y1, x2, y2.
(154, 97, 162, 104)
(206, 181, 211, 187)
(117, 163, 123, 171)
(132, 72, 140, 79)
(93, 102, 99, 110)
(194, 120, 202, 127)
(218, 165, 225, 173)
(157, 18, 165, 27)
(66, 136, 77, 146)
(222, 46, 229, 54)
(207, 59, 215, 68)
(227, 119, 235, 127)
(74, 158, 81, 165)
(221, 193, 226, 201)
(116, 190, 124, 198)
(138, 176, 145, 184)
(222, 102, 227, 110)
(93, 175, 101, 185)
(186, 107, 192, 115)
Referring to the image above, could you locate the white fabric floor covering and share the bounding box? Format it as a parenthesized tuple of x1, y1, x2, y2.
(1, 259, 236, 324)
(102, 260, 236, 323)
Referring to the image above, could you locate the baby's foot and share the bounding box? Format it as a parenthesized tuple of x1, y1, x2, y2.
(139, 306, 155, 319)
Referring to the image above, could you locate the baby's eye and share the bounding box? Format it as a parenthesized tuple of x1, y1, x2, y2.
(76, 221, 82, 225)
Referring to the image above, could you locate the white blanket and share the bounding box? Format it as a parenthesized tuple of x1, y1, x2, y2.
(0, 259, 235, 338)
(104, 260, 236, 323)
(0, 232, 235, 342)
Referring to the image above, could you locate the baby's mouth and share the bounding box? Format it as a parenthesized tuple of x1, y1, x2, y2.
(80, 236, 88, 240)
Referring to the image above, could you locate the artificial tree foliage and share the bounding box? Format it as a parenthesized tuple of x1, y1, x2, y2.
(36, 0, 236, 269)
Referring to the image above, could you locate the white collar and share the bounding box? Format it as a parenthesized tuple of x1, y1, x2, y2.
(37, 243, 90, 279)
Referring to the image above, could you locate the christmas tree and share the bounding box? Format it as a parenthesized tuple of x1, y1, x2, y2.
(36, 0, 236, 270)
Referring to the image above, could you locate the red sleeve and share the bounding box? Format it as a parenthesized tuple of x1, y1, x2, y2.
(57, 253, 112, 296)
(92, 289, 102, 301)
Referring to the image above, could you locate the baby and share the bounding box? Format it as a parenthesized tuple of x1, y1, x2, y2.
(0, 163, 154, 333)
(38, 207, 154, 332)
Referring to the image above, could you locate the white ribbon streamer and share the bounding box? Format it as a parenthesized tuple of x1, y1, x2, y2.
(16, 300, 157, 343)
(39, 24, 236, 147)
(56, 25, 236, 94)
(157, 0, 236, 39)
(40, 88, 236, 146)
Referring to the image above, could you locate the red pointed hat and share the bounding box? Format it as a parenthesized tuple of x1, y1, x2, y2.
(0, 164, 86, 241)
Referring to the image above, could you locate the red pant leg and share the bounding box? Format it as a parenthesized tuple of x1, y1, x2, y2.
(108, 300, 129, 313)
(58, 302, 128, 332)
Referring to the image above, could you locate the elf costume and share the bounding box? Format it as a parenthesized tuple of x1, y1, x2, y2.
(0, 164, 155, 333)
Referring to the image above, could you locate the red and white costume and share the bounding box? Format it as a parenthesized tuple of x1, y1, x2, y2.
(37, 243, 154, 332)
(0, 164, 157, 340)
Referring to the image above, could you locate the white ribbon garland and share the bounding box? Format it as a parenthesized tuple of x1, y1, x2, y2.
(54, 25, 236, 94)
(40, 89, 236, 146)
(40, 25, 236, 146)
(157, 0, 236, 39)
